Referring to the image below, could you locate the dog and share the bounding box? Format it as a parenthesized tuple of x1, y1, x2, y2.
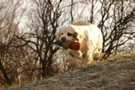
(56, 20, 103, 68)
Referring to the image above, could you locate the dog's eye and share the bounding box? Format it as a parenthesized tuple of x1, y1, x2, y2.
(67, 33, 72, 36)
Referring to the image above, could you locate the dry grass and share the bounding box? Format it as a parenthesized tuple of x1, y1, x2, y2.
(8, 53, 135, 90)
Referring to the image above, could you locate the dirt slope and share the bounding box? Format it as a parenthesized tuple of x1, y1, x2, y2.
(9, 54, 135, 90)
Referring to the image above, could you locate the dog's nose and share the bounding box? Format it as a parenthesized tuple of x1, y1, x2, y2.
(61, 37, 66, 42)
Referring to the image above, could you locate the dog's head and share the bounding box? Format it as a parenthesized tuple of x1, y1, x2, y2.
(56, 25, 79, 48)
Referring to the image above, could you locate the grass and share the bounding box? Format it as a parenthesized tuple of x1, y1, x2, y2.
(7, 52, 135, 90)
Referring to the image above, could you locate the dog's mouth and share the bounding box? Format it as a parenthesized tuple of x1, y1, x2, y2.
(62, 41, 71, 49)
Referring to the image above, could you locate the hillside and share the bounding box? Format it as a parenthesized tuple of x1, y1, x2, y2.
(8, 54, 135, 90)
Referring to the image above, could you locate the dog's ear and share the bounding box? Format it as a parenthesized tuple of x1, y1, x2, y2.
(73, 32, 80, 41)
(73, 32, 78, 38)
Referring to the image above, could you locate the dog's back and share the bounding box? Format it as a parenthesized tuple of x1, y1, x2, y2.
(72, 20, 90, 26)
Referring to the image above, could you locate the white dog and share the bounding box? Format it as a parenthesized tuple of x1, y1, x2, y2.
(56, 20, 103, 67)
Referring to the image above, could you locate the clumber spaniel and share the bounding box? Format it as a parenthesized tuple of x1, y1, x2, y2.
(56, 20, 103, 68)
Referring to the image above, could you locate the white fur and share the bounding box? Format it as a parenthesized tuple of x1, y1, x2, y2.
(56, 20, 103, 67)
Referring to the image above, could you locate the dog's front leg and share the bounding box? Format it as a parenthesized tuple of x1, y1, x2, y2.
(67, 50, 82, 69)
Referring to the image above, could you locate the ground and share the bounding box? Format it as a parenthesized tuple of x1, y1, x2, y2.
(6, 53, 135, 90)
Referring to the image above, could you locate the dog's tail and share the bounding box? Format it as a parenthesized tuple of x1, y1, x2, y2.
(72, 20, 90, 26)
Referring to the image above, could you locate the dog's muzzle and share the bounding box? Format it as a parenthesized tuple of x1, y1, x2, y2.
(61, 37, 66, 42)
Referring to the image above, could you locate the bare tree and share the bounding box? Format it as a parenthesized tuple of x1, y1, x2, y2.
(79, 0, 135, 58)
(0, 0, 26, 85)
(18, 0, 63, 78)
(70, 0, 74, 21)
(98, 0, 135, 58)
